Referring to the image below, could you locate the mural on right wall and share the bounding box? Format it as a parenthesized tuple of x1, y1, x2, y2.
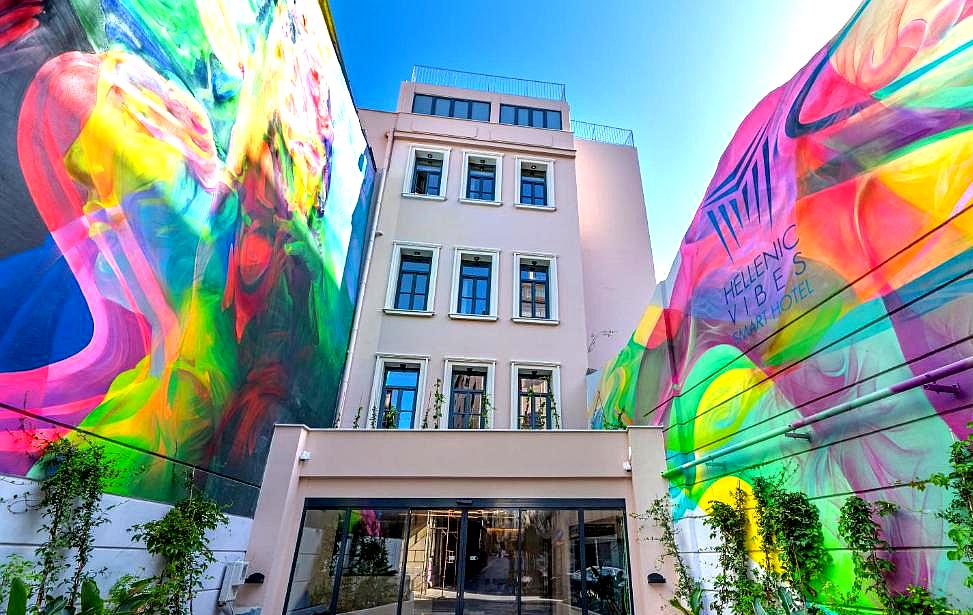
(590, 0, 973, 610)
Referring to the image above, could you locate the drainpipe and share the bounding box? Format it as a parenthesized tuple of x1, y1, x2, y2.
(661, 355, 973, 480)
(335, 125, 396, 426)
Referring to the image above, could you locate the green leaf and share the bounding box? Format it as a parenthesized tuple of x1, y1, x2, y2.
(79, 578, 103, 615)
(6, 577, 28, 615)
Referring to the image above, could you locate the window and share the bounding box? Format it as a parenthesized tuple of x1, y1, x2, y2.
(515, 159, 554, 208)
(403, 147, 449, 199)
(510, 363, 561, 430)
(520, 263, 548, 318)
(412, 94, 490, 121)
(461, 152, 503, 203)
(368, 354, 428, 429)
(380, 366, 420, 429)
(444, 359, 495, 429)
(450, 248, 500, 319)
(513, 252, 558, 322)
(499, 104, 562, 129)
(385, 242, 440, 315)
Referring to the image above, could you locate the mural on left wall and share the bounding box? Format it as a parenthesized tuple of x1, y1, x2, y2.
(0, 0, 374, 502)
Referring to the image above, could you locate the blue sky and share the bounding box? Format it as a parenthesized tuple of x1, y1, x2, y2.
(330, 0, 861, 280)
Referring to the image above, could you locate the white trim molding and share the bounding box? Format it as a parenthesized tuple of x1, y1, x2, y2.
(460, 150, 504, 205)
(442, 357, 497, 430)
(449, 246, 501, 319)
(509, 361, 562, 431)
(384, 240, 442, 314)
(367, 354, 430, 430)
(514, 156, 555, 208)
(402, 145, 451, 199)
(511, 251, 559, 323)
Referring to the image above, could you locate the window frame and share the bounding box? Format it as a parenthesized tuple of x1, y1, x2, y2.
(449, 247, 501, 320)
(412, 94, 491, 122)
(384, 241, 441, 316)
(499, 104, 563, 130)
(367, 354, 430, 430)
(402, 146, 450, 200)
(442, 357, 496, 430)
(459, 151, 503, 206)
(514, 158, 555, 209)
(509, 361, 562, 431)
(512, 251, 558, 323)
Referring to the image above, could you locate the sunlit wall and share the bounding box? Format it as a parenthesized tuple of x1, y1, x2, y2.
(0, 0, 374, 505)
(590, 0, 973, 609)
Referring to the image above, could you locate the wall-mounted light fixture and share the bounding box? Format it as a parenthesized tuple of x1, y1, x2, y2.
(647, 573, 666, 584)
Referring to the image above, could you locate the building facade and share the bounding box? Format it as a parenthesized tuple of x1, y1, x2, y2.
(337, 70, 655, 433)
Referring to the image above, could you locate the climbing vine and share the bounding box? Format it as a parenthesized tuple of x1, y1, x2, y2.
(639, 496, 702, 615)
(836, 496, 897, 609)
(923, 424, 973, 588)
(705, 483, 762, 615)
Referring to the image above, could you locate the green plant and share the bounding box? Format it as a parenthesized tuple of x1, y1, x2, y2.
(369, 404, 377, 429)
(705, 483, 762, 615)
(752, 476, 830, 601)
(886, 585, 962, 615)
(381, 405, 398, 429)
(352, 406, 363, 429)
(6, 577, 28, 615)
(638, 496, 702, 615)
(33, 438, 118, 609)
(430, 379, 444, 429)
(924, 425, 973, 588)
(129, 473, 229, 615)
(836, 496, 897, 608)
(79, 578, 103, 615)
(0, 556, 40, 607)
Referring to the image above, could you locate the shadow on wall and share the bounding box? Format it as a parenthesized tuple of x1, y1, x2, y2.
(590, 0, 973, 610)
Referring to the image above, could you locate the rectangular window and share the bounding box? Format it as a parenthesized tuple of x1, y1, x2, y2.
(500, 104, 563, 130)
(583, 510, 633, 615)
(466, 160, 496, 201)
(411, 94, 491, 121)
(449, 367, 488, 429)
(336, 510, 410, 613)
(520, 168, 547, 206)
(395, 255, 432, 311)
(381, 366, 419, 429)
(518, 371, 554, 429)
(519, 262, 549, 318)
(457, 258, 491, 316)
(412, 156, 443, 196)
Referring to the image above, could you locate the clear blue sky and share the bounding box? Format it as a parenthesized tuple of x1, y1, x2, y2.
(330, 0, 861, 280)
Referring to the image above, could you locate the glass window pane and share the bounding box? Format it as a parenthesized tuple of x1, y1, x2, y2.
(336, 509, 409, 614)
(463, 510, 518, 615)
(385, 369, 419, 388)
(472, 102, 490, 121)
(546, 110, 562, 130)
(433, 97, 451, 116)
(582, 510, 633, 615)
(406, 510, 463, 614)
(531, 109, 545, 128)
(522, 509, 584, 615)
(453, 100, 470, 118)
(412, 95, 433, 115)
(500, 105, 515, 124)
(286, 509, 346, 613)
(516, 107, 529, 126)
(396, 293, 411, 310)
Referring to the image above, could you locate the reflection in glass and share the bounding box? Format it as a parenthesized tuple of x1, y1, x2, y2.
(520, 509, 581, 615)
(286, 509, 345, 614)
(583, 510, 632, 615)
(404, 510, 463, 615)
(462, 509, 519, 615)
(335, 509, 409, 614)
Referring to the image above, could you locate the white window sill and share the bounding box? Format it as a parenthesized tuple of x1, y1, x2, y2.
(514, 202, 556, 211)
(383, 308, 435, 317)
(402, 193, 446, 201)
(512, 317, 560, 326)
(459, 198, 503, 207)
(448, 313, 498, 322)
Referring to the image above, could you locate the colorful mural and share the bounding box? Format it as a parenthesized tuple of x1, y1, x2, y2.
(591, 0, 973, 609)
(0, 0, 374, 501)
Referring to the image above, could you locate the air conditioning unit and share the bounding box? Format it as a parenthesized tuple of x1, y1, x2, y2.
(218, 560, 249, 604)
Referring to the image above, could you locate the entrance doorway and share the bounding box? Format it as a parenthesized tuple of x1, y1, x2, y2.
(283, 500, 633, 615)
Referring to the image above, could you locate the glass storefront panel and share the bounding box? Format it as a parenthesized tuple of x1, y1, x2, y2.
(286, 509, 346, 614)
(520, 509, 582, 615)
(462, 509, 519, 615)
(404, 509, 463, 615)
(337, 509, 410, 615)
(582, 510, 633, 615)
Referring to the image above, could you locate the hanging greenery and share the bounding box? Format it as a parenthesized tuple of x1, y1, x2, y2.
(639, 496, 702, 615)
(921, 423, 973, 588)
(836, 496, 897, 609)
(705, 483, 763, 615)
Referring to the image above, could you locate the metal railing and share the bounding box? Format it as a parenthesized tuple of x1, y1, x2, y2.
(411, 64, 566, 101)
(571, 120, 635, 147)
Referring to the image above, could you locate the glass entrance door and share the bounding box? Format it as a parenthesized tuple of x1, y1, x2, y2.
(286, 502, 632, 615)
